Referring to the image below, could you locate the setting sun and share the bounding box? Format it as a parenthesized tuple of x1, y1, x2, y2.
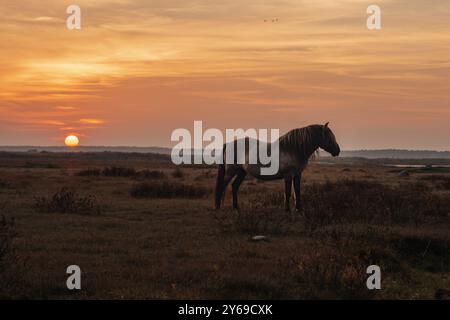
(64, 135, 79, 147)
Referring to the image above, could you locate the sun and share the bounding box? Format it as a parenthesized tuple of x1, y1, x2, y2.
(64, 135, 80, 147)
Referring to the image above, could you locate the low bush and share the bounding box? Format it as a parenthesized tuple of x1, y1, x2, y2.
(102, 166, 137, 177)
(34, 187, 102, 214)
(172, 168, 184, 178)
(140, 170, 167, 179)
(0, 180, 11, 189)
(77, 168, 101, 176)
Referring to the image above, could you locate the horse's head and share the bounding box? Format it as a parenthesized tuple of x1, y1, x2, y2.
(319, 122, 340, 157)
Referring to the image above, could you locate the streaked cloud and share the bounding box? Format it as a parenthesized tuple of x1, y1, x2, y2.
(79, 118, 105, 125)
(55, 106, 76, 110)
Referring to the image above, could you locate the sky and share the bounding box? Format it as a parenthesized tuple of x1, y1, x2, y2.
(0, 0, 449, 150)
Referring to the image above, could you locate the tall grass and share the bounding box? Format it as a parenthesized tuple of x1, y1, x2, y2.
(259, 179, 449, 229)
(419, 175, 450, 190)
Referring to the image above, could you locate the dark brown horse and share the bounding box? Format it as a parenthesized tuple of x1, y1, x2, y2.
(215, 123, 340, 211)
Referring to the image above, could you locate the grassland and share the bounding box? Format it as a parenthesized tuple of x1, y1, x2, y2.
(0, 152, 449, 299)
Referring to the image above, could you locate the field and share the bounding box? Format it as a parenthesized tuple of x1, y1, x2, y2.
(1, 151, 449, 299)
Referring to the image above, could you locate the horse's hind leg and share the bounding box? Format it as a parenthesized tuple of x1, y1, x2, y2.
(284, 176, 293, 211)
(232, 169, 247, 210)
(216, 166, 238, 209)
(293, 173, 302, 211)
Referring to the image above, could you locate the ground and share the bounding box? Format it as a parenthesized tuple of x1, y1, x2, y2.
(0, 152, 449, 299)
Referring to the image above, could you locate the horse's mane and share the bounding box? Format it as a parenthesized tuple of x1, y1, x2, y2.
(279, 125, 322, 163)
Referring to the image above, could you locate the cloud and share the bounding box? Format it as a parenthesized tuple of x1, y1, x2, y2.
(55, 106, 76, 110)
(79, 118, 105, 125)
(32, 120, 66, 126)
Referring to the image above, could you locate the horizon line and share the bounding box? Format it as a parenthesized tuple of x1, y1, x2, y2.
(0, 145, 450, 153)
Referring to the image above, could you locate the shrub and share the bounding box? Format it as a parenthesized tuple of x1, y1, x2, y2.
(23, 162, 60, 169)
(102, 166, 137, 177)
(34, 187, 101, 214)
(130, 182, 207, 199)
(77, 168, 101, 176)
(172, 168, 184, 178)
(0, 180, 10, 189)
(140, 170, 167, 179)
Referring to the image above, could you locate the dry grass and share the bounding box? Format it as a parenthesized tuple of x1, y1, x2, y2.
(0, 152, 449, 299)
(77, 167, 167, 180)
(300, 180, 447, 227)
(0, 215, 25, 299)
(130, 182, 208, 198)
(172, 167, 184, 178)
(140, 170, 167, 179)
(419, 175, 450, 190)
(0, 216, 16, 271)
(33, 187, 102, 215)
(214, 209, 296, 236)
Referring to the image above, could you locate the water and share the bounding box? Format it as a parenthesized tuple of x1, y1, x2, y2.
(315, 162, 450, 168)
(385, 164, 450, 168)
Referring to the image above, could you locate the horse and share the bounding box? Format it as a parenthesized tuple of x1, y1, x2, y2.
(215, 122, 340, 211)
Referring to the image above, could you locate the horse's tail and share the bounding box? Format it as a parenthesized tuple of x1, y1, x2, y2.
(215, 145, 226, 209)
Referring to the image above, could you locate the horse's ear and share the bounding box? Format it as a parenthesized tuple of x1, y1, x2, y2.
(324, 122, 329, 128)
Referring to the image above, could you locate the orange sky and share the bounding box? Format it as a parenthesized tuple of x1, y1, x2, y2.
(1, 0, 449, 149)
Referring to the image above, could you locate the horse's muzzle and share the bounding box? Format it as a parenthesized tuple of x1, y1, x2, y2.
(332, 148, 340, 157)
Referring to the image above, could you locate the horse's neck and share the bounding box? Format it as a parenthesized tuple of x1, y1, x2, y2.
(308, 134, 320, 157)
(278, 127, 321, 162)
(302, 143, 318, 163)
(298, 129, 320, 162)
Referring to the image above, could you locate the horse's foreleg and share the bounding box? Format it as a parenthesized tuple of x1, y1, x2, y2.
(232, 170, 247, 210)
(293, 173, 302, 211)
(216, 166, 238, 209)
(284, 176, 293, 211)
